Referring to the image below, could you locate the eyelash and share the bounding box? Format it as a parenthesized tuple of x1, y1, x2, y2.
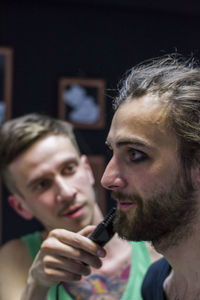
(105, 146, 148, 164)
(128, 149, 148, 163)
(63, 163, 77, 174)
(35, 180, 51, 192)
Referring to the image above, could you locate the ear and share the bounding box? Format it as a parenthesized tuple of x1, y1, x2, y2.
(81, 155, 95, 186)
(8, 195, 34, 220)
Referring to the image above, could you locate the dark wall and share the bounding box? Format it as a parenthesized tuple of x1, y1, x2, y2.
(1, 0, 200, 243)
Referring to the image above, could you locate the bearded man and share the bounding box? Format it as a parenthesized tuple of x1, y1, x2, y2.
(101, 54, 200, 300)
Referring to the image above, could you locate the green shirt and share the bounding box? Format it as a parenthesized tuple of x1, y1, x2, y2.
(22, 231, 151, 299)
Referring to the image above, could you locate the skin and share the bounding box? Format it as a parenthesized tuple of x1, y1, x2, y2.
(101, 95, 180, 208)
(0, 134, 136, 300)
(8, 135, 96, 233)
(101, 94, 200, 300)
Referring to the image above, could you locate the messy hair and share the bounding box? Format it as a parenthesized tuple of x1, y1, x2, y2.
(114, 54, 200, 166)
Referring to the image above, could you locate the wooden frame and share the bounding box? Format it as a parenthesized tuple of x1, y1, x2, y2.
(0, 47, 13, 245)
(88, 155, 107, 215)
(0, 182, 2, 245)
(58, 78, 106, 129)
(0, 47, 13, 123)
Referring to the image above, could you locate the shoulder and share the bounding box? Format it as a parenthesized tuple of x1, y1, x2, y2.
(141, 258, 171, 299)
(149, 257, 170, 273)
(0, 238, 26, 254)
(0, 238, 34, 299)
(0, 238, 31, 271)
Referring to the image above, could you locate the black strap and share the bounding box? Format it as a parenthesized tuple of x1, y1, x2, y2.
(56, 282, 62, 300)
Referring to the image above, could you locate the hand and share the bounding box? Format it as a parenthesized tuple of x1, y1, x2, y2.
(27, 226, 106, 287)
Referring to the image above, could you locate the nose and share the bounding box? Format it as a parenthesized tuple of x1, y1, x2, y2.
(55, 176, 77, 203)
(101, 157, 127, 191)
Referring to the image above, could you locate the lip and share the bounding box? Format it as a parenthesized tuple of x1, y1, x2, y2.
(118, 202, 135, 211)
(61, 205, 84, 219)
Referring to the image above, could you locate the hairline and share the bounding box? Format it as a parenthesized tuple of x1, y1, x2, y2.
(3, 132, 81, 196)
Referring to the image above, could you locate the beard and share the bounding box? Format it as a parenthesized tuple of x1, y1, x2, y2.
(112, 167, 198, 251)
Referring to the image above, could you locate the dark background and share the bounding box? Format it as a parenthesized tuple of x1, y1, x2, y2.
(1, 0, 200, 243)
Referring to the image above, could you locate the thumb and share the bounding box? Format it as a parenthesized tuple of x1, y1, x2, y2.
(78, 225, 96, 237)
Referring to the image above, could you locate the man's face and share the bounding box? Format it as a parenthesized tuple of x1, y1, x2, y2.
(8, 135, 96, 232)
(101, 95, 198, 249)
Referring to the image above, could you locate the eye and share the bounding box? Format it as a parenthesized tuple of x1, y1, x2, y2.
(128, 149, 148, 163)
(35, 179, 51, 192)
(63, 163, 77, 174)
(105, 146, 113, 160)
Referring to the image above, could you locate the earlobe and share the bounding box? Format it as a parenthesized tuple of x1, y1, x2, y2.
(8, 195, 34, 220)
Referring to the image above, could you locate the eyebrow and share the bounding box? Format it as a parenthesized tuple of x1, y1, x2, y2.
(106, 137, 154, 151)
(26, 175, 48, 189)
(26, 156, 79, 189)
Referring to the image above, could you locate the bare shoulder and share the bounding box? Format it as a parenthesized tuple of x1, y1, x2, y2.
(0, 238, 28, 257)
(145, 241, 163, 262)
(0, 238, 31, 274)
(0, 239, 33, 299)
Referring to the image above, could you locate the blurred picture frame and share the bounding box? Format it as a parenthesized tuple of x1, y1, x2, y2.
(0, 183, 2, 244)
(58, 78, 106, 129)
(88, 155, 107, 215)
(0, 47, 13, 245)
(0, 47, 13, 124)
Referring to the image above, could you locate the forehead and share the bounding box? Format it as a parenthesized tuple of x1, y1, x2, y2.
(108, 94, 177, 149)
(24, 134, 79, 159)
(9, 135, 79, 174)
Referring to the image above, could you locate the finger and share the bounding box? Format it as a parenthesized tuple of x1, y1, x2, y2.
(43, 255, 91, 276)
(78, 225, 96, 237)
(45, 229, 106, 258)
(43, 267, 82, 284)
(41, 238, 104, 268)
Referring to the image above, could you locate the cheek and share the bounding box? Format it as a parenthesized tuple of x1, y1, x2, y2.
(30, 193, 55, 211)
(76, 171, 94, 187)
(75, 174, 95, 199)
(142, 168, 178, 197)
(126, 165, 176, 197)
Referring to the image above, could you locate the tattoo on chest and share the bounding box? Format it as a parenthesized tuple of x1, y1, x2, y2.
(63, 265, 131, 299)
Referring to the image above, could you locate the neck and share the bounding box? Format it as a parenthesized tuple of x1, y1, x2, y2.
(156, 220, 200, 271)
(164, 268, 200, 300)
(161, 224, 200, 300)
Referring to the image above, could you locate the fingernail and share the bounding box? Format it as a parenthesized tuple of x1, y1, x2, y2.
(97, 249, 106, 257)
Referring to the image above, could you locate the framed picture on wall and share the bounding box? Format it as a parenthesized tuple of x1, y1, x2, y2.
(88, 155, 107, 215)
(0, 182, 2, 245)
(0, 47, 13, 124)
(0, 47, 13, 245)
(58, 78, 106, 129)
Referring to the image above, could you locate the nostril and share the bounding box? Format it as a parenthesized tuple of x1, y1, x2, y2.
(56, 194, 62, 201)
(107, 184, 120, 190)
(106, 177, 127, 190)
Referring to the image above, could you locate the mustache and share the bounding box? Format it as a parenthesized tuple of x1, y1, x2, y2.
(57, 202, 75, 216)
(111, 191, 140, 204)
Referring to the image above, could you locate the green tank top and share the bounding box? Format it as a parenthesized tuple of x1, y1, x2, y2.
(21, 231, 151, 299)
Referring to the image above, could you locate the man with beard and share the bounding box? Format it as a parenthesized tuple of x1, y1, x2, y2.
(101, 53, 200, 300)
(0, 113, 160, 300)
